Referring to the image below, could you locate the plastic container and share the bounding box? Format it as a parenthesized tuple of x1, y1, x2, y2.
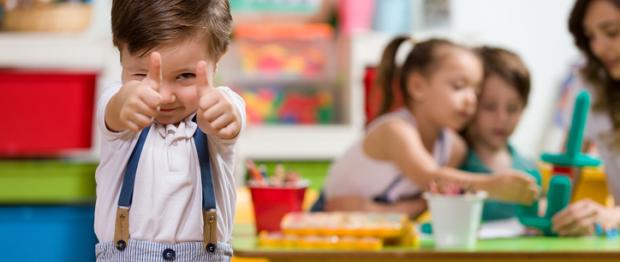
(249, 184, 307, 233)
(0, 70, 97, 156)
(231, 24, 334, 80)
(424, 191, 487, 249)
(231, 0, 324, 14)
(363, 66, 404, 125)
(338, 0, 374, 35)
(0, 161, 96, 204)
(0, 205, 96, 261)
(372, 0, 411, 33)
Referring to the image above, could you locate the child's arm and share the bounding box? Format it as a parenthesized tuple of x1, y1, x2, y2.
(195, 61, 243, 140)
(105, 52, 162, 132)
(364, 118, 538, 205)
(445, 130, 468, 168)
(325, 196, 427, 218)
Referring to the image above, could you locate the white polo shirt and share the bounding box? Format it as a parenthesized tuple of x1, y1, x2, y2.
(94, 83, 245, 244)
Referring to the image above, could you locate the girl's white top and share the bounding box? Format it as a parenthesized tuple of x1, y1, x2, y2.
(324, 108, 451, 203)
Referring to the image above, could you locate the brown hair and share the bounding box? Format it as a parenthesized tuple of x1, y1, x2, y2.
(111, 0, 233, 60)
(476, 46, 531, 105)
(569, 0, 620, 147)
(375, 36, 474, 115)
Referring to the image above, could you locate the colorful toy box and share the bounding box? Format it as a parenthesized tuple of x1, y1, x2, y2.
(0, 205, 96, 261)
(232, 24, 334, 80)
(237, 86, 334, 124)
(0, 70, 97, 156)
(0, 161, 96, 203)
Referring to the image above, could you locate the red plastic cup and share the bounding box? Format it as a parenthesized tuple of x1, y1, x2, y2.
(249, 184, 306, 234)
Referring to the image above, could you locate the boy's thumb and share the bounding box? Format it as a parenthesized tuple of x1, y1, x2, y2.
(196, 60, 213, 95)
(146, 52, 162, 90)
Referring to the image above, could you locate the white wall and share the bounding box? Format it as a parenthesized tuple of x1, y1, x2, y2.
(448, 0, 580, 159)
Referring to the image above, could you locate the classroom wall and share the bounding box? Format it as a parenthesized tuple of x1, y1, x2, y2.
(448, 0, 579, 159)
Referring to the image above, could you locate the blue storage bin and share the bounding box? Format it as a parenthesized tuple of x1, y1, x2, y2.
(0, 205, 96, 262)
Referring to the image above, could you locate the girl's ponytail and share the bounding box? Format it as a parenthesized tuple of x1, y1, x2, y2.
(375, 36, 413, 116)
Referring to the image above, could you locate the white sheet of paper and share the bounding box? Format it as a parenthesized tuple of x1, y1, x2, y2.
(478, 218, 527, 239)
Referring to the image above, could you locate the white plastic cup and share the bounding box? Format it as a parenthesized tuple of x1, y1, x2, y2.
(423, 191, 487, 249)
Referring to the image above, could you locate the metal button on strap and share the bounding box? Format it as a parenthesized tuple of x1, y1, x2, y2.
(207, 243, 216, 253)
(115, 240, 126, 251)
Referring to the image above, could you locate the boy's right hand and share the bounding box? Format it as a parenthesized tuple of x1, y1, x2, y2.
(116, 52, 163, 132)
(484, 170, 540, 205)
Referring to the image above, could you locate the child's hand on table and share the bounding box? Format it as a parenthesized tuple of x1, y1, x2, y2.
(195, 61, 242, 140)
(483, 170, 540, 205)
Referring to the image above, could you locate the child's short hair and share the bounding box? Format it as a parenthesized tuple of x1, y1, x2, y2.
(476, 47, 531, 105)
(111, 0, 233, 60)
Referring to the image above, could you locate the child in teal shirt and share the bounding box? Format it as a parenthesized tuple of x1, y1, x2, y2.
(460, 46, 540, 221)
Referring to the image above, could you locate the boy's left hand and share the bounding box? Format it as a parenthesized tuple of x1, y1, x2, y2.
(195, 61, 242, 140)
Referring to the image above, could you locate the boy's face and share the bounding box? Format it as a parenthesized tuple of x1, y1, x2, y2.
(470, 75, 524, 150)
(120, 35, 213, 125)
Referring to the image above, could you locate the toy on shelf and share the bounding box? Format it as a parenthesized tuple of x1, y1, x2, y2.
(239, 86, 334, 125)
(231, 0, 322, 14)
(230, 0, 329, 24)
(517, 90, 602, 236)
(233, 24, 334, 80)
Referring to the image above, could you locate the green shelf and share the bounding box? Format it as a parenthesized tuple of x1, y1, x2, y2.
(0, 160, 97, 204)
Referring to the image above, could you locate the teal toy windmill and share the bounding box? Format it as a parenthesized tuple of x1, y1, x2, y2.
(517, 90, 601, 236)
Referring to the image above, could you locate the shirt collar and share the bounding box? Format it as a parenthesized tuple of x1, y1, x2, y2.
(153, 113, 198, 144)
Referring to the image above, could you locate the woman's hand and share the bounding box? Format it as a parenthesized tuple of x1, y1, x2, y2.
(552, 199, 619, 236)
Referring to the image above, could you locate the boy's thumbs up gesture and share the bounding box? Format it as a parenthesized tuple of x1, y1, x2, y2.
(195, 61, 242, 140)
(110, 52, 163, 132)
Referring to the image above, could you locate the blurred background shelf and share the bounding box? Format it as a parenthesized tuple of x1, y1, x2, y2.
(0, 33, 109, 70)
(238, 125, 361, 160)
(0, 0, 583, 178)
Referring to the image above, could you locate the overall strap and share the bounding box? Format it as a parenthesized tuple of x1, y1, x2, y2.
(113, 127, 150, 251)
(193, 127, 218, 252)
(113, 124, 218, 253)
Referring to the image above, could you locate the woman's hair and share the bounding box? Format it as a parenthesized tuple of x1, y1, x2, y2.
(375, 36, 472, 115)
(475, 46, 531, 105)
(569, 0, 620, 147)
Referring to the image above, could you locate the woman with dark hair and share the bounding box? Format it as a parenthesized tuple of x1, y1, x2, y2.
(552, 0, 620, 236)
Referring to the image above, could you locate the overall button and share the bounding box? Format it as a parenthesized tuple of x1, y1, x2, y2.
(162, 248, 176, 260)
(206, 243, 216, 253)
(115, 240, 127, 251)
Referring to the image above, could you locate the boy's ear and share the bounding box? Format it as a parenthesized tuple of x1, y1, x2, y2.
(407, 72, 427, 101)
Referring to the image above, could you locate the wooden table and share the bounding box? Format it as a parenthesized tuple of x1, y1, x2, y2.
(232, 224, 620, 262)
